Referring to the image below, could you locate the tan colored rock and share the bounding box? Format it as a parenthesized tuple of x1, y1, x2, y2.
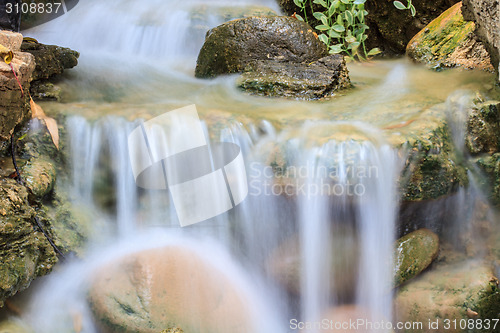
(394, 260, 500, 332)
(88, 246, 256, 333)
(407, 3, 493, 71)
(0, 30, 23, 51)
(0, 30, 35, 142)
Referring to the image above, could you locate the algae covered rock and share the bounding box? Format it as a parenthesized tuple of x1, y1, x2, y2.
(394, 229, 439, 287)
(406, 2, 493, 71)
(238, 54, 351, 100)
(0, 179, 57, 306)
(466, 101, 500, 155)
(195, 16, 328, 78)
(394, 260, 500, 332)
(88, 246, 255, 333)
(21, 40, 79, 81)
(20, 158, 56, 198)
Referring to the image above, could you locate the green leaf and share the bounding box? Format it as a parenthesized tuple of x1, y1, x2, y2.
(367, 48, 382, 56)
(332, 24, 346, 32)
(315, 24, 330, 31)
(328, 4, 337, 16)
(345, 10, 354, 25)
(357, 9, 364, 20)
(336, 14, 344, 25)
(347, 41, 360, 50)
(318, 33, 329, 44)
(17, 133, 28, 141)
(330, 44, 344, 53)
(410, 4, 416, 16)
(346, 35, 356, 43)
(340, 0, 350, 4)
(295, 13, 305, 21)
(329, 30, 342, 38)
(333, 0, 341, 8)
(313, 0, 328, 8)
(313, 12, 327, 21)
(293, 0, 302, 7)
(353, 0, 366, 4)
(393, 1, 407, 10)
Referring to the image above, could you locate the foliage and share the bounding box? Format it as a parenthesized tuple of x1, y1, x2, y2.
(393, 0, 416, 17)
(293, 0, 380, 60)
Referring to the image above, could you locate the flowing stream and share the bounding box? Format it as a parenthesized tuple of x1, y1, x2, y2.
(12, 0, 498, 332)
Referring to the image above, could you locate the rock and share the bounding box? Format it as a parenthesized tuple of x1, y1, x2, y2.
(88, 246, 255, 333)
(267, 228, 360, 301)
(20, 158, 56, 198)
(278, 0, 460, 55)
(407, 2, 493, 71)
(466, 101, 500, 154)
(473, 153, 500, 205)
(0, 178, 57, 307)
(238, 54, 351, 100)
(462, 0, 500, 82)
(29, 81, 62, 101)
(0, 30, 22, 51)
(21, 40, 79, 81)
(394, 261, 500, 332)
(195, 16, 328, 78)
(0, 31, 35, 142)
(394, 229, 439, 287)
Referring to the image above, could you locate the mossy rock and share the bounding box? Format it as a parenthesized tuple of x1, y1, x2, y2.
(407, 2, 493, 71)
(466, 101, 500, 155)
(0, 179, 57, 307)
(394, 229, 439, 287)
(20, 157, 56, 198)
(195, 16, 328, 78)
(394, 260, 500, 332)
(473, 153, 500, 206)
(238, 54, 351, 100)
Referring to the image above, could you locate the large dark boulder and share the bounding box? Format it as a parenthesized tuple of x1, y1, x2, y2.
(238, 54, 350, 99)
(195, 16, 328, 78)
(462, 0, 500, 82)
(278, 0, 459, 55)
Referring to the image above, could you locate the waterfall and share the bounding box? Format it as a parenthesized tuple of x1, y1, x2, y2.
(19, 0, 410, 331)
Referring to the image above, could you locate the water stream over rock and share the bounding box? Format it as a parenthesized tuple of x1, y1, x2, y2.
(7, 0, 499, 332)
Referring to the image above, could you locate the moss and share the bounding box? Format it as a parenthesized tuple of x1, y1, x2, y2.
(394, 229, 440, 287)
(407, 3, 475, 67)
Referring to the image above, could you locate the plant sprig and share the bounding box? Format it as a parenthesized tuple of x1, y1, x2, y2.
(303, 0, 380, 60)
(393, 0, 416, 17)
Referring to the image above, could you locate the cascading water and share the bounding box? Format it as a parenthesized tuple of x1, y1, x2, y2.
(12, 0, 498, 332)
